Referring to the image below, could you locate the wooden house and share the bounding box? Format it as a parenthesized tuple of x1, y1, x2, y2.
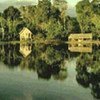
(19, 27, 33, 41)
(68, 33, 92, 42)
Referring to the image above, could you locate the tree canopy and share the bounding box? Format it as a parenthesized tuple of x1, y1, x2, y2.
(76, 0, 100, 39)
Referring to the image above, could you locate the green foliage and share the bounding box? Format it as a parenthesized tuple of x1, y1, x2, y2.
(46, 19, 65, 39)
(91, 0, 100, 15)
(34, 0, 51, 23)
(0, 0, 84, 41)
(76, 0, 100, 39)
(3, 6, 21, 21)
(76, 0, 92, 33)
(49, 6, 61, 20)
(65, 16, 81, 33)
(19, 5, 36, 23)
(76, 48, 100, 99)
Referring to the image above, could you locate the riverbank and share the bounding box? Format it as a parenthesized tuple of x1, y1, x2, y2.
(0, 40, 100, 45)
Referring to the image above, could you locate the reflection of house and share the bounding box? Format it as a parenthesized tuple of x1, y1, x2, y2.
(68, 43, 92, 53)
(19, 27, 33, 41)
(19, 43, 32, 57)
(68, 33, 92, 42)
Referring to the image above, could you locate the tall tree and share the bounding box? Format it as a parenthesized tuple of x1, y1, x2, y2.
(34, 0, 51, 23)
(3, 6, 21, 21)
(52, 0, 67, 29)
(76, 0, 92, 33)
(76, 0, 100, 39)
(2, 6, 22, 40)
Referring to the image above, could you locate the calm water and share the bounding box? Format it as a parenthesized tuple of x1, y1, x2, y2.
(0, 43, 100, 100)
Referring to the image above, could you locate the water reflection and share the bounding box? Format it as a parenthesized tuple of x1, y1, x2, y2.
(19, 43, 32, 57)
(68, 43, 92, 53)
(76, 45, 100, 99)
(0, 44, 22, 67)
(0, 44, 68, 80)
(19, 44, 68, 80)
(0, 43, 99, 99)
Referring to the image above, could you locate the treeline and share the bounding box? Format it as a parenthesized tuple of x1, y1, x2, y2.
(0, 0, 99, 41)
(76, 0, 100, 40)
(0, 0, 80, 41)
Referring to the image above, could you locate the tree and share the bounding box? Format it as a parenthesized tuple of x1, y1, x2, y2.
(2, 6, 22, 41)
(49, 6, 61, 21)
(76, 0, 93, 33)
(76, 0, 100, 39)
(0, 16, 7, 40)
(19, 5, 36, 23)
(65, 16, 81, 33)
(91, 0, 100, 15)
(46, 19, 66, 40)
(34, 0, 51, 24)
(3, 6, 21, 21)
(53, 0, 67, 14)
(52, 0, 67, 29)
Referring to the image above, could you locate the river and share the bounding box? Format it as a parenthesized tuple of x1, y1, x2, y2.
(0, 43, 99, 100)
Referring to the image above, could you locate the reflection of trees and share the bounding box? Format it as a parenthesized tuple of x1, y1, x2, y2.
(76, 48, 100, 99)
(20, 55, 35, 70)
(20, 44, 68, 80)
(53, 67, 67, 81)
(0, 44, 68, 80)
(0, 44, 22, 68)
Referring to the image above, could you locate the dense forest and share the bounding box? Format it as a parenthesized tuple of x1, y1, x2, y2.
(0, 0, 99, 41)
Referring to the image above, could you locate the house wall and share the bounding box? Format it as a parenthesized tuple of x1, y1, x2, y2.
(68, 34, 92, 42)
(20, 29, 32, 41)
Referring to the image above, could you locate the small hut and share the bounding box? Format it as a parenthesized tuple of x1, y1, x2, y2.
(19, 27, 33, 41)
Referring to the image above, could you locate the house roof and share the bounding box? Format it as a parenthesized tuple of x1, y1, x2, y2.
(19, 27, 32, 35)
(69, 33, 92, 39)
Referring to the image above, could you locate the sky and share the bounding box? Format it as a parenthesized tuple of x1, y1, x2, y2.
(67, 0, 81, 7)
(67, 0, 81, 16)
(0, 0, 82, 16)
(0, 0, 81, 7)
